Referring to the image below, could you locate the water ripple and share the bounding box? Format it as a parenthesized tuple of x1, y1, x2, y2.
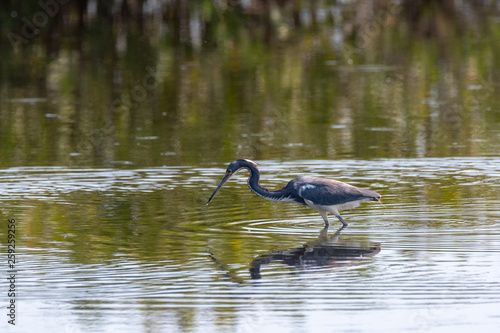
(3, 157, 500, 333)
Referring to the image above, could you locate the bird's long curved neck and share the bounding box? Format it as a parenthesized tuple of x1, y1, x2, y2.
(244, 164, 288, 202)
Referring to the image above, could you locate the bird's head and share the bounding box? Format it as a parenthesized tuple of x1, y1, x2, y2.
(206, 159, 257, 204)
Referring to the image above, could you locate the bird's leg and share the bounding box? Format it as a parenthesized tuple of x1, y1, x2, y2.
(335, 214, 349, 227)
(318, 210, 329, 227)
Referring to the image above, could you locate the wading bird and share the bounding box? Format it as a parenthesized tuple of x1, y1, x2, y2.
(207, 159, 381, 227)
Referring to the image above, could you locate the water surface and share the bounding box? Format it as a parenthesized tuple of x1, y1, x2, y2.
(1, 158, 499, 332)
(1, 2, 500, 332)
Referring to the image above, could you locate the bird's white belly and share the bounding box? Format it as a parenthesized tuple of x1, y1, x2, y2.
(304, 198, 368, 215)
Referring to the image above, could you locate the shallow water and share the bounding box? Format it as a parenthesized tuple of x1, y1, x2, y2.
(2, 2, 500, 331)
(1, 158, 499, 332)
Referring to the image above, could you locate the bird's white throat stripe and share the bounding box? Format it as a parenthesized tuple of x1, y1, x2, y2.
(253, 191, 297, 203)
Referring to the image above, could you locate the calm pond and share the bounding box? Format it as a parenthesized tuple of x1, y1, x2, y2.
(1, 1, 500, 332)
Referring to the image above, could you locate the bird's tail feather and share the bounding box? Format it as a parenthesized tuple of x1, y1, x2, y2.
(376, 197, 386, 208)
(366, 191, 385, 208)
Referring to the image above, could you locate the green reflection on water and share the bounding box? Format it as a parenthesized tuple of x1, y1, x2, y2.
(1, 2, 500, 332)
(1, 1, 499, 168)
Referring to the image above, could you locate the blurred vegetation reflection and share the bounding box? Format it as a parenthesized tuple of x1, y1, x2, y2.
(1, 3, 500, 331)
(1, 0, 499, 168)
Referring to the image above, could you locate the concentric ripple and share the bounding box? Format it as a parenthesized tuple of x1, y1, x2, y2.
(1, 157, 500, 332)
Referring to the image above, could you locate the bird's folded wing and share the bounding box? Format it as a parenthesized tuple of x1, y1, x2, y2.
(297, 183, 369, 206)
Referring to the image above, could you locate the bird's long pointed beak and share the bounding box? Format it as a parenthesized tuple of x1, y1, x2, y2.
(207, 173, 231, 205)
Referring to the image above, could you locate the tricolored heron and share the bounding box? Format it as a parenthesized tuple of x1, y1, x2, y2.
(207, 159, 381, 227)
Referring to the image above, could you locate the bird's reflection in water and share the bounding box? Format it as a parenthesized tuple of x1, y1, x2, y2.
(208, 226, 381, 281)
(249, 226, 381, 279)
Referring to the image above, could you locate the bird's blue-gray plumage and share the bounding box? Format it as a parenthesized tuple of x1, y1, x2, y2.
(207, 159, 381, 227)
(292, 176, 380, 206)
